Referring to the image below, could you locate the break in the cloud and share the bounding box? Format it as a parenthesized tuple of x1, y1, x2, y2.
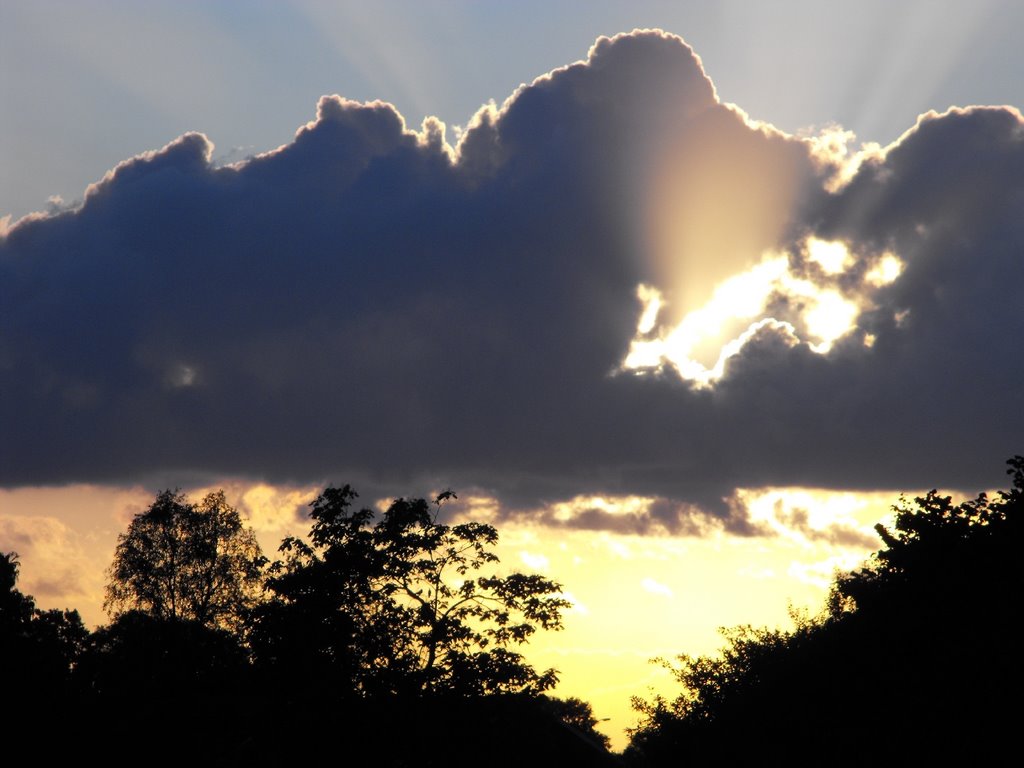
(2, 30, 1022, 530)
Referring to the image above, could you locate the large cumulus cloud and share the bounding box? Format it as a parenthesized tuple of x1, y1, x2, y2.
(2, 30, 1022, 528)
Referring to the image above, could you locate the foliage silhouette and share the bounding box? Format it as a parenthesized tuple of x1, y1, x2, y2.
(78, 610, 247, 700)
(626, 456, 1024, 766)
(542, 695, 614, 750)
(1, 551, 88, 704)
(228, 693, 622, 766)
(1, 551, 34, 629)
(249, 486, 571, 698)
(105, 489, 265, 630)
(6, 488, 609, 763)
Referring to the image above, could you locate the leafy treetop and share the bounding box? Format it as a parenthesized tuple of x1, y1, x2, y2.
(105, 489, 265, 630)
(625, 456, 1024, 765)
(255, 486, 571, 696)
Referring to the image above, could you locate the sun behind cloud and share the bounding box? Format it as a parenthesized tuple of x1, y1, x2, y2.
(621, 230, 899, 386)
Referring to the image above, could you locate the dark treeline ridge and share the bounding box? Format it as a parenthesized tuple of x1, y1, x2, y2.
(3, 458, 1022, 764)
(625, 456, 1024, 766)
(3, 486, 616, 765)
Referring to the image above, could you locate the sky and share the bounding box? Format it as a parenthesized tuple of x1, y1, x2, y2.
(3, 0, 1024, 749)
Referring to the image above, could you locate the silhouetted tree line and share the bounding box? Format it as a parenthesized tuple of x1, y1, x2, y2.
(2, 486, 616, 765)
(1, 552, 89, 699)
(625, 457, 1024, 766)
(6, 458, 1021, 762)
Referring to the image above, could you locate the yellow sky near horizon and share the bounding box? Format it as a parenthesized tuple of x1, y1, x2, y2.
(0, 481, 903, 750)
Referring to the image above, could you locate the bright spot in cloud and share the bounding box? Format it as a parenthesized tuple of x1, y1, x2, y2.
(662, 255, 787, 357)
(865, 252, 904, 286)
(803, 289, 860, 353)
(169, 364, 197, 387)
(623, 236, 873, 385)
(636, 283, 662, 334)
(641, 577, 673, 598)
(623, 255, 790, 384)
(622, 336, 665, 369)
(807, 238, 850, 275)
(804, 125, 883, 192)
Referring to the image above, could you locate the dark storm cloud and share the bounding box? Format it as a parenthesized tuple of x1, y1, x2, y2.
(711, 105, 1024, 497)
(2, 30, 1022, 530)
(766, 502, 879, 549)
(485, 496, 761, 538)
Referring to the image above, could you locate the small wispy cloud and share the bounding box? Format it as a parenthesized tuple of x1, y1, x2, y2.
(519, 550, 550, 571)
(641, 578, 673, 598)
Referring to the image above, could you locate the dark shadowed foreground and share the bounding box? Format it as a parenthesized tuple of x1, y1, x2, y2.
(625, 457, 1024, 766)
(2, 487, 617, 765)
(3, 457, 1021, 764)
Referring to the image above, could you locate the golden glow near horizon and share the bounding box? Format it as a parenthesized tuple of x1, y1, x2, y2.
(624, 235, 904, 385)
(491, 486, 890, 749)
(0, 481, 909, 750)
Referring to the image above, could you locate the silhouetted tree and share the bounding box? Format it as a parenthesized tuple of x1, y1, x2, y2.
(66, 610, 253, 759)
(250, 486, 570, 698)
(79, 610, 247, 700)
(829, 457, 1022, 618)
(106, 489, 265, 631)
(1, 551, 88, 702)
(626, 456, 1024, 766)
(542, 695, 613, 750)
(230, 693, 622, 767)
(0, 551, 34, 629)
